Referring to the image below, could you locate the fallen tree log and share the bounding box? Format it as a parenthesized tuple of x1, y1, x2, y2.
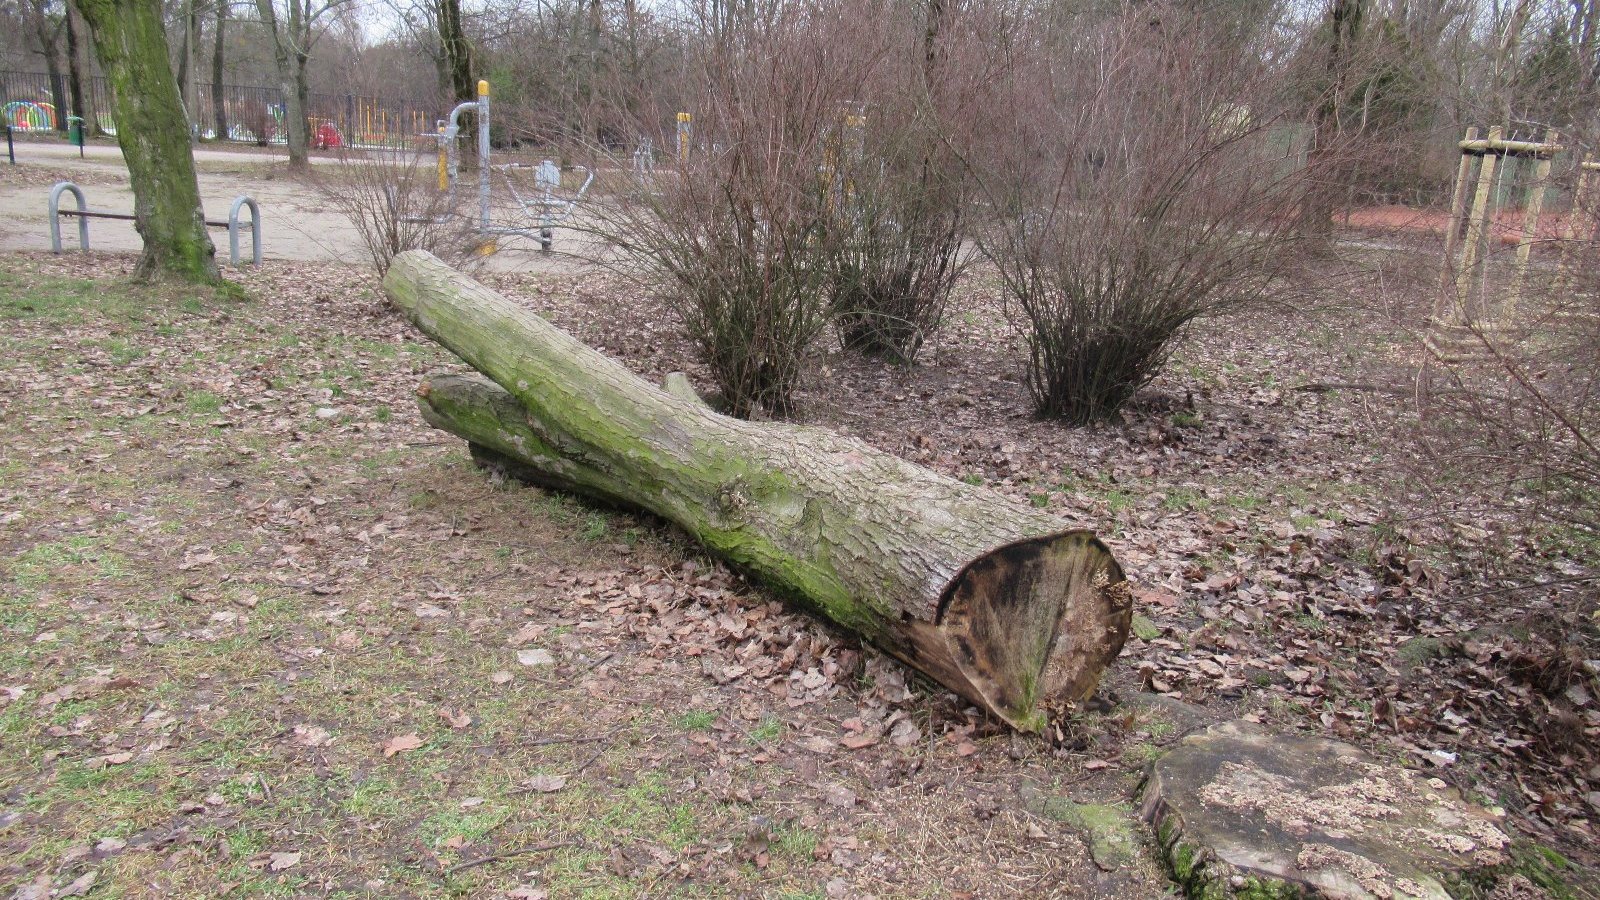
(387, 250, 1131, 731)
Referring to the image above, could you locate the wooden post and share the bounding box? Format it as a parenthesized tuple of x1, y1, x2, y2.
(1504, 129, 1558, 325)
(1555, 156, 1599, 300)
(1434, 126, 1480, 325)
(1454, 125, 1503, 321)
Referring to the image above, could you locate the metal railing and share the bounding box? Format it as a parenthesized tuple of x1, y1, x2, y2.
(3, 70, 438, 151)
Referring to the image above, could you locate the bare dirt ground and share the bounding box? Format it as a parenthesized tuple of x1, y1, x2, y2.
(0, 138, 602, 272)
(2, 143, 1597, 899)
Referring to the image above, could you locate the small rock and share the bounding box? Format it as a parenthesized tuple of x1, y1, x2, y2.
(314, 407, 340, 420)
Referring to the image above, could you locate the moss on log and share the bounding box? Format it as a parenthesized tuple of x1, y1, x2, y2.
(389, 251, 1131, 731)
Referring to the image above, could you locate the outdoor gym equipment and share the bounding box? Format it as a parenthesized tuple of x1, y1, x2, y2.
(421, 80, 593, 251)
(49, 181, 262, 266)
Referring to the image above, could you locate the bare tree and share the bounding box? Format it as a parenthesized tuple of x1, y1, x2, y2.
(252, 0, 354, 169)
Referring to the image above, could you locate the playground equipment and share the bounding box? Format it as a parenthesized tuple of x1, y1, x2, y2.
(419, 80, 594, 252)
(49, 181, 262, 266)
(3, 101, 57, 130)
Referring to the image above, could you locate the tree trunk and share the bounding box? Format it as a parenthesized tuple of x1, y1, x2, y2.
(437, 0, 473, 104)
(1302, 0, 1366, 236)
(182, 0, 198, 141)
(212, 0, 227, 140)
(26, 0, 68, 133)
(255, 0, 308, 170)
(386, 252, 1132, 732)
(64, 1, 89, 130)
(75, 0, 221, 283)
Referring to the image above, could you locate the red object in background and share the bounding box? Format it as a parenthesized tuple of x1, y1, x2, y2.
(311, 120, 343, 150)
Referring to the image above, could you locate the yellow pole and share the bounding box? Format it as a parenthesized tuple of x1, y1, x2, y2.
(677, 112, 691, 161)
(438, 123, 449, 191)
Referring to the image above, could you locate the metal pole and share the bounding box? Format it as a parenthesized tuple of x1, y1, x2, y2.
(478, 80, 491, 232)
(6, 125, 13, 165)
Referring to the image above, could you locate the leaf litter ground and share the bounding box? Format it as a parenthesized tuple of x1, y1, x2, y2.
(0, 249, 1594, 899)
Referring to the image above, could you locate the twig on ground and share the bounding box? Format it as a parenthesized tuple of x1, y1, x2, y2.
(444, 839, 585, 876)
(525, 727, 620, 748)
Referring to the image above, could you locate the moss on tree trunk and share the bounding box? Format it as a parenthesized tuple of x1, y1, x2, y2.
(388, 251, 1133, 731)
(75, 0, 221, 283)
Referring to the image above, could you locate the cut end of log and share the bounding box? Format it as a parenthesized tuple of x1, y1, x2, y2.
(938, 532, 1130, 730)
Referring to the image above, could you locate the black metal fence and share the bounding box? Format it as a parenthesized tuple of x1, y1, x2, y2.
(2, 70, 437, 150)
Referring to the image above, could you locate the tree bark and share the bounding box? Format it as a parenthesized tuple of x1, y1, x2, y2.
(436, 0, 473, 104)
(254, 0, 309, 170)
(386, 251, 1132, 731)
(212, 0, 227, 140)
(64, 0, 89, 130)
(25, 0, 67, 132)
(75, 0, 221, 282)
(1302, 0, 1366, 236)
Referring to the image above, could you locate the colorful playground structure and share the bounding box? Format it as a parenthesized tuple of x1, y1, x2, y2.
(3, 100, 57, 130)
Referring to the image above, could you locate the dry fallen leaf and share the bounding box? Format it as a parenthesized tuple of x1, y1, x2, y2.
(382, 732, 424, 757)
(839, 732, 878, 750)
(439, 707, 472, 730)
(292, 725, 332, 747)
(523, 773, 568, 793)
(268, 851, 301, 871)
(517, 648, 554, 667)
(489, 670, 514, 685)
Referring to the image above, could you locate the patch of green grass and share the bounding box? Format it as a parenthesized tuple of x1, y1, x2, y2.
(748, 716, 783, 743)
(420, 807, 511, 849)
(675, 709, 716, 732)
(1122, 742, 1163, 765)
(1171, 410, 1202, 429)
(772, 825, 818, 859)
(0, 272, 103, 322)
(186, 390, 224, 415)
(9, 536, 129, 588)
(664, 803, 701, 849)
(1224, 492, 1267, 512)
(960, 473, 984, 486)
(343, 774, 410, 822)
(579, 512, 611, 542)
(1162, 489, 1210, 512)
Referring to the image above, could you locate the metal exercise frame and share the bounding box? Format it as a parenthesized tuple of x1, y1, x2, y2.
(420, 80, 593, 251)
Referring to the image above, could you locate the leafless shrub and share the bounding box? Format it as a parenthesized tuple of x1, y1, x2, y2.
(318, 149, 480, 275)
(590, 0, 896, 417)
(237, 101, 276, 147)
(823, 37, 973, 364)
(962, 1, 1316, 425)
